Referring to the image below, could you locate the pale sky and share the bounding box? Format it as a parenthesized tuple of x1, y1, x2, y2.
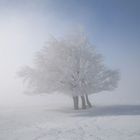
(0, 0, 140, 106)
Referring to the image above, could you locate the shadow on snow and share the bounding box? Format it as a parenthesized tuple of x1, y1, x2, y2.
(55, 104, 140, 117)
(72, 104, 140, 117)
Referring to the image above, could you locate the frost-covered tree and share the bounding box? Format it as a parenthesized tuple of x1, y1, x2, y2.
(18, 31, 119, 110)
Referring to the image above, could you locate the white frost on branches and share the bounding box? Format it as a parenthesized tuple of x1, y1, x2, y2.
(18, 31, 119, 96)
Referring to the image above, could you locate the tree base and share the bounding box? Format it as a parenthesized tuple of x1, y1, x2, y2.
(73, 96, 79, 110)
(72, 95, 92, 110)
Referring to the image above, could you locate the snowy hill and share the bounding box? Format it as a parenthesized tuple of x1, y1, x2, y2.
(0, 95, 140, 140)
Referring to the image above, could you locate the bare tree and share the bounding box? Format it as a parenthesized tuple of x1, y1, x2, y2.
(18, 31, 120, 110)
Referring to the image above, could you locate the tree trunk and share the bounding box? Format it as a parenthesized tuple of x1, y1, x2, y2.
(73, 96, 79, 110)
(85, 94, 92, 108)
(81, 95, 86, 109)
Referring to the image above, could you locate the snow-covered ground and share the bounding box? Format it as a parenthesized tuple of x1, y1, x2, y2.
(0, 95, 140, 140)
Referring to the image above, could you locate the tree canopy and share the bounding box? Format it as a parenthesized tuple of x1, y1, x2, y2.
(18, 31, 119, 97)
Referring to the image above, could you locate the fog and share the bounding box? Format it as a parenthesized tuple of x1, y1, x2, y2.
(0, 0, 140, 106)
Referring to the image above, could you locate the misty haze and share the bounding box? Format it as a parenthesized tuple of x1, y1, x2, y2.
(0, 0, 140, 140)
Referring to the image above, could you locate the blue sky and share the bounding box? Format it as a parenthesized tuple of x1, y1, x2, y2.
(0, 0, 139, 105)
